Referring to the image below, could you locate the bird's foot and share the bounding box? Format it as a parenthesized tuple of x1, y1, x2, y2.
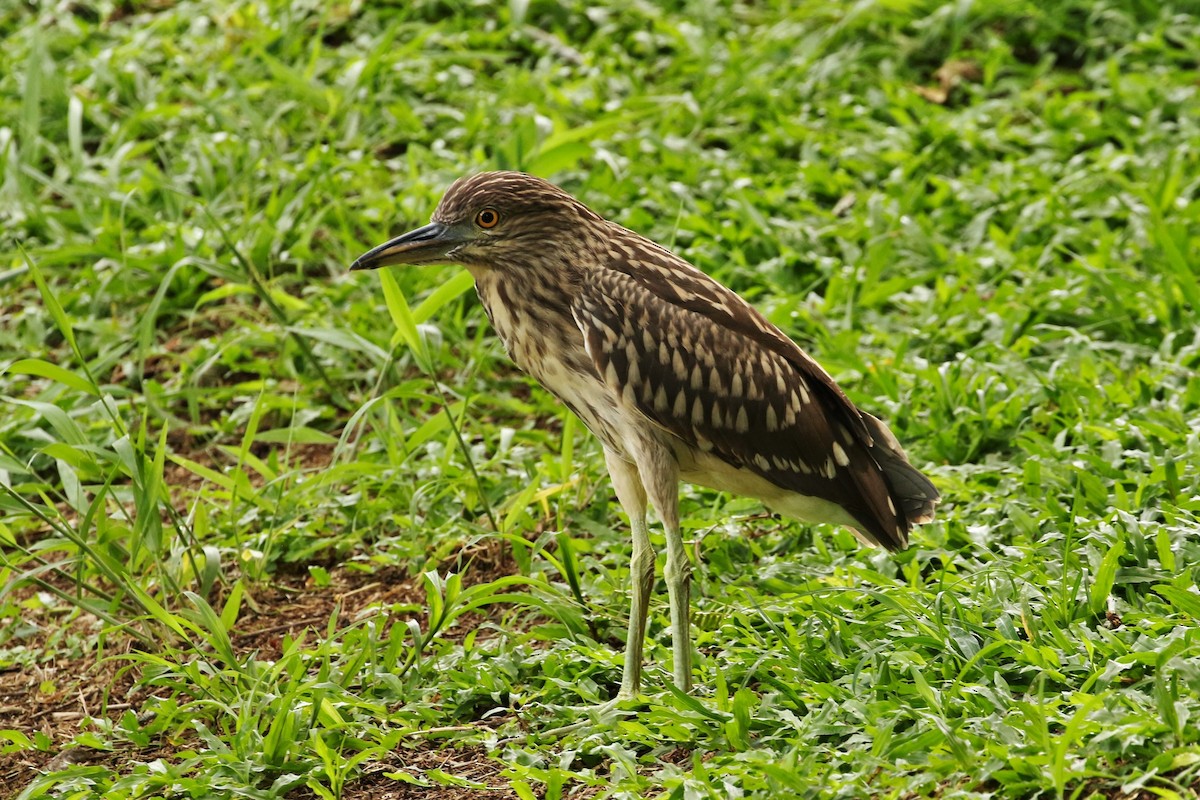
(502, 696, 640, 743)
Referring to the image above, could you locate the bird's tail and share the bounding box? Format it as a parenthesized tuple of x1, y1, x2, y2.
(861, 412, 940, 526)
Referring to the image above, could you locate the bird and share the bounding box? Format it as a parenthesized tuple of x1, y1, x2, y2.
(351, 171, 939, 700)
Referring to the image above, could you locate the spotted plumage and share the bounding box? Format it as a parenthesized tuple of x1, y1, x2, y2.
(352, 171, 940, 699)
(573, 267, 934, 550)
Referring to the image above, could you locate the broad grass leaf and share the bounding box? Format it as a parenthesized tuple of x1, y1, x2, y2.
(3, 358, 97, 396)
(1089, 537, 1125, 615)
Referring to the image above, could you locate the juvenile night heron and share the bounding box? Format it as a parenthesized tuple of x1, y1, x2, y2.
(352, 171, 939, 699)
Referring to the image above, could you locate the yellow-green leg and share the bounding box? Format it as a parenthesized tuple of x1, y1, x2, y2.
(634, 442, 692, 693)
(604, 449, 655, 701)
(661, 508, 692, 692)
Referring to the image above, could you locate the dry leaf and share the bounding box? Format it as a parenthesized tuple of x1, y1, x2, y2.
(914, 59, 982, 105)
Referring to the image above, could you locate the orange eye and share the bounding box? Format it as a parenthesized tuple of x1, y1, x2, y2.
(475, 208, 500, 229)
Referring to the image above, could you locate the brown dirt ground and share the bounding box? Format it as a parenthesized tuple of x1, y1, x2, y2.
(0, 536, 543, 799)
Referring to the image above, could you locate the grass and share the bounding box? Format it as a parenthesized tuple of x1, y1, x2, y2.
(2, 0, 1200, 797)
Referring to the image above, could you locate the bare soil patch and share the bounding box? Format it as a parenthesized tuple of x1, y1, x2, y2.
(0, 540, 525, 798)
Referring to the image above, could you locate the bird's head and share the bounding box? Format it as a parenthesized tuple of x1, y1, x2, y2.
(351, 171, 603, 272)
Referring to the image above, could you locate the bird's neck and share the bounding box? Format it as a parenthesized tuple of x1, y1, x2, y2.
(470, 265, 588, 371)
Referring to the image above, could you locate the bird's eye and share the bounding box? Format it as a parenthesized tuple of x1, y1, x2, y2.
(475, 208, 500, 229)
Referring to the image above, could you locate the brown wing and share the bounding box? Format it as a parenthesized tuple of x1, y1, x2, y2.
(594, 230, 878, 444)
(572, 262, 932, 550)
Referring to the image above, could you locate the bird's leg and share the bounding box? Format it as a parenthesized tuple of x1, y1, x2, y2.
(637, 445, 692, 694)
(622, 514, 655, 700)
(604, 449, 653, 701)
(660, 499, 691, 693)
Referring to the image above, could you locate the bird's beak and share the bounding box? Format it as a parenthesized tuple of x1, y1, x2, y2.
(350, 221, 462, 271)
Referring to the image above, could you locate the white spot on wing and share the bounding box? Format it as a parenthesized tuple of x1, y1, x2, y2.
(839, 424, 855, 446)
(654, 385, 669, 412)
(735, 406, 749, 433)
(673, 350, 687, 378)
(605, 362, 619, 388)
(603, 322, 618, 347)
(832, 442, 850, 467)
